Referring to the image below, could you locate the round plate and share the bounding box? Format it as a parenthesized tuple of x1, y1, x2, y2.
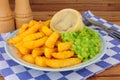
(4, 30, 106, 72)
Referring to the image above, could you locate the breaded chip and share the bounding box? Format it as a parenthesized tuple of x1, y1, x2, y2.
(35, 56, 47, 67)
(44, 48, 57, 58)
(32, 48, 44, 58)
(45, 32, 60, 48)
(41, 26, 53, 36)
(46, 58, 81, 68)
(23, 36, 48, 49)
(23, 32, 45, 41)
(43, 20, 51, 27)
(52, 51, 74, 59)
(22, 54, 35, 64)
(58, 41, 73, 52)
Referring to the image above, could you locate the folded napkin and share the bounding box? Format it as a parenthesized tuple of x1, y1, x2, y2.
(0, 11, 120, 80)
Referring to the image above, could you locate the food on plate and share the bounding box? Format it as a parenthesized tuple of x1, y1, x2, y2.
(35, 56, 47, 67)
(45, 31, 60, 48)
(32, 48, 44, 58)
(6, 8, 101, 68)
(50, 8, 84, 33)
(46, 58, 81, 68)
(7, 20, 42, 44)
(61, 27, 101, 61)
(41, 26, 53, 36)
(44, 47, 57, 58)
(23, 32, 45, 41)
(52, 51, 74, 59)
(22, 54, 35, 64)
(58, 41, 73, 52)
(7, 19, 83, 68)
(14, 42, 31, 55)
(23, 36, 47, 49)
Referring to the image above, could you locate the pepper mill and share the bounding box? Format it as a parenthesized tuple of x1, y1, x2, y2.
(15, 0, 33, 29)
(0, 0, 15, 33)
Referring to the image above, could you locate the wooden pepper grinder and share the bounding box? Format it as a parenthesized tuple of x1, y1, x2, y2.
(0, 0, 15, 33)
(15, 0, 33, 28)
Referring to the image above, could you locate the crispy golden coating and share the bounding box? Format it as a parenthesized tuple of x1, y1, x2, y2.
(45, 32, 60, 48)
(14, 42, 31, 55)
(43, 20, 51, 27)
(23, 32, 45, 41)
(22, 54, 35, 64)
(23, 36, 48, 49)
(41, 26, 53, 36)
(44, 48, 57, 58)
(46, 58, 81, 68)
(35, 56, 47, 67)
(18, 23, 29, 35)
(58, 41, 73, 52)
(7, 22, 41, 44)
(32, 48, 44, 58)
(28, 20, 38, 27)
(52, 51, 74, 59)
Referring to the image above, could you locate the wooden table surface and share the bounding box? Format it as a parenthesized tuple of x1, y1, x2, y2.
(0, 0, 120, 80)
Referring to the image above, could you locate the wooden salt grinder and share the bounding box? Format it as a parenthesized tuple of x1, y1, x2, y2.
(0, 0, 15, 33)
(15, 0, 33, 29)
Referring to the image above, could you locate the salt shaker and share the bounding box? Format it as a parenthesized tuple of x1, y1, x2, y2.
(15, 0, 33, 29)
(0, 0, 15, 33)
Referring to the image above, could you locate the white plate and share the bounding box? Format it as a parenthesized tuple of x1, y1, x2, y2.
(4, 30, 106, 72)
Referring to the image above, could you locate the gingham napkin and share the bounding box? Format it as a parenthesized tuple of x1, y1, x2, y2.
(0, 11, 120, 80)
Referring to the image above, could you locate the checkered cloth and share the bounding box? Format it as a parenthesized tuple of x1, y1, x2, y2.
(0, 11, 120, 80)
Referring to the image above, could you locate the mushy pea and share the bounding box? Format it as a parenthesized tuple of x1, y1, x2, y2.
(61, 27, 101, 61)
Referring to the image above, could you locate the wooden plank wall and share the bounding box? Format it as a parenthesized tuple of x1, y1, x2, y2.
(9, 0, 120, 24)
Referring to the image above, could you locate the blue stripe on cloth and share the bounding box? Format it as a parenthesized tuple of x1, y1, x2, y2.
(35, 74, 51, 80)
(110, 47, 120, 52)
(0, 55, 4, 60)
(58, 77, 68, 80)
(0, 47, 6, 54)
(95, 61, 112, 68)
(60, 70, 73, 76)
(1, 68, 14, 77)
(0, 35, 4, 41)
(76, 68, 93, 77)
(16, 71, 33, 80)
(112, 54, 120, 60)
(101, 54, 110, 60)
(6, 60, 19, 66)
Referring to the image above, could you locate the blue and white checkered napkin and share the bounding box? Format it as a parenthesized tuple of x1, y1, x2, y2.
(0, 11, 120, 80)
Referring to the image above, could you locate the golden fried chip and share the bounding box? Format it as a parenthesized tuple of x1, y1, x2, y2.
(28, 20, 38, 27)
(14, 42, 31, 55)
(35, 56, 47, 67)
(23, 36, 47, 49)
(18, 23, 29, 35)
(46, 58, 81, 68)
(58, 41, 73, 52)
(43, 20, 50, 27)
(45, 32, 60, 48)
(22, 54, 35, 64)
(52, 51, 74, 59)
(23, 32, 45, 41)
(44, 48, 57, 58)
(32, 48, 44, 58)
(41, 26, 53, 36)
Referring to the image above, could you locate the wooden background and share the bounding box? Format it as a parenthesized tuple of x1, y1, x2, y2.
(9, 0, 120, 25)
(0, 0, 120, 80)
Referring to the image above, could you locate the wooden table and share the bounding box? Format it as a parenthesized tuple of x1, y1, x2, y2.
(0, 0, 120, 80)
